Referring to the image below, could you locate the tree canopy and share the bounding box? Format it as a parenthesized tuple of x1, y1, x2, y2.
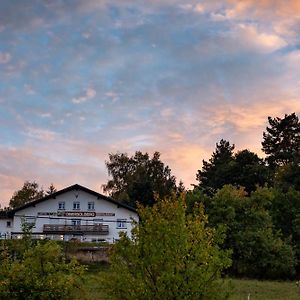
(9, 181, 44, 209)
(101, 194, 232, 299)
(196, 139, 235, 195)
(103, 151, 177, 207)
(196, 140, 268, 195)
(46, 183, 57, 195)
(188, 185, 296, 279)
(262, 113, 300, 168)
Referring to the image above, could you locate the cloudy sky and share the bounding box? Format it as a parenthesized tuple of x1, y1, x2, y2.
(1, 0, 300, 206)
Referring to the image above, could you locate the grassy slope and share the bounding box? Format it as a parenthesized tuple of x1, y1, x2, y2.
(228, 279, 299, 300)
(82, 264, 300, 299)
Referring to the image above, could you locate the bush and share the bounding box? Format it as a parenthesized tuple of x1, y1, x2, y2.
(0, 240, 85, 300)
(101, 194, 232, 300)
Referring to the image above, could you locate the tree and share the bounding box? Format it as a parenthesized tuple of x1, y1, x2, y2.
(262, 113, 300, 168)
(197, 141, 269, 195)
(197, 185, 296, 279)
(101, 194, 232, 300)
(9, 181, 44, 209)
(46, 183, 57, 195)
(270, 188, 300, 273)
(103, 151, 177, 207)
(232, 149, 269, 194)
(196, 139, 235, 195)
(0, 241, 85, 300)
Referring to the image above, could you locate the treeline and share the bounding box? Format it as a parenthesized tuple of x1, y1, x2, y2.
(103, 112, 300, 279)
(4, 113, 300, 279)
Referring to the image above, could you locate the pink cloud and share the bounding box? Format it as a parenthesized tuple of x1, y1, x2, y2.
(0, 52, 11, 64)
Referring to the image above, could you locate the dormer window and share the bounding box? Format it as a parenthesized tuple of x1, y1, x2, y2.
(88, 202, 95, 210)
(73, 201, 80, 210)
(58, 202, 65, 210)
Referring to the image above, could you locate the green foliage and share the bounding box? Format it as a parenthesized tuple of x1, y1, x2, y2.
(197, 141, 268, 195)
(0, 240, 86, 300)
(191, 185, 296, 279)
(101, 194, 232, 300)
(197, 139, 235, 195)
(274, 163, 300, 191)
(9, 181, 44, 209)
(262, 112, 300, 168)
(232, 150, 269, 194)
(270, 188, 300, 272)
(103, 151, 177, 207)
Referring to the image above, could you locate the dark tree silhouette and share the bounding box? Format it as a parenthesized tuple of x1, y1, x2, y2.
(103, 151, 177, 207)
(262, 113, 300, 168)
(9, 181, 44, 209)
(196, 139, 235, 195)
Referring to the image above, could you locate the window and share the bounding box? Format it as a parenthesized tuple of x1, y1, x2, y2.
(58, 202, 65, 210)
(71, 219, 81, 226)
(116, 219, 127, 229)
(6, 221, 11, 228)
(73, 201, 80, 210)
(22, 217, 36, 228)
(88, 202, 95, 210)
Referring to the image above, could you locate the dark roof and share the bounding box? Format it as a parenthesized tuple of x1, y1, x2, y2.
(11, 184, 137, 214)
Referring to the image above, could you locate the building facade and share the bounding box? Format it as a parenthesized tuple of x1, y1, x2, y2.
(0, 184, 138, 243)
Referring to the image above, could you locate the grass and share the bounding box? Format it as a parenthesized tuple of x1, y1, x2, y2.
(81, 263, 109, 300)
(228, 278, 299, 300)
(81, 264, 300, 299)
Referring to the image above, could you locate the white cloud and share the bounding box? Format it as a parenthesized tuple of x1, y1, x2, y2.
(236, 24, 287, 53)
(72, 87, 97, 104)
(178, 3, 205, 14)
(25, 128, 58, 142)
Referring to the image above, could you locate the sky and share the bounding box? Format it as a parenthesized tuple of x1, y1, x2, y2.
(1, 0, 300, 207)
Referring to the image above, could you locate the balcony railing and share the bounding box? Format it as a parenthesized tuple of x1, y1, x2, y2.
(43, 224, 109, 235)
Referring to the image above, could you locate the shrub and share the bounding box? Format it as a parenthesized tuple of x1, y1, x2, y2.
(101, 194, 232, 300)
(0, 240, 85, 300)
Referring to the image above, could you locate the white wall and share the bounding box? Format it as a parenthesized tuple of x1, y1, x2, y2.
(12, 189, 138, 242)
(0, 218, 13, 238)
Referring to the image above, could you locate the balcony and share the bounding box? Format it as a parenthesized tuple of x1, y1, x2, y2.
(43, 224, 109, 235)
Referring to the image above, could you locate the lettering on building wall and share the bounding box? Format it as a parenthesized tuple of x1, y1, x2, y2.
(38, 212, 58, 216)
(96, 212, 115, 216)
(64, 211, 96, 217)
(37, 211, 115, 217)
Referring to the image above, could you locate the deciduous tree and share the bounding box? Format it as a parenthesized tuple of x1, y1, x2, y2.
(103, 151, 177, 207)
(232, 149, 269, 194)
(101, 194, 232, 300)
(197, 185, 296, 279)
(9, 181, 44, 209)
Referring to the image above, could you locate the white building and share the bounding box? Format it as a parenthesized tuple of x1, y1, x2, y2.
(0, 184, 138, 243)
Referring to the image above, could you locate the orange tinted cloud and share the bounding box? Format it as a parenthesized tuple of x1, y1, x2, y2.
(226, 0, 300, 17)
